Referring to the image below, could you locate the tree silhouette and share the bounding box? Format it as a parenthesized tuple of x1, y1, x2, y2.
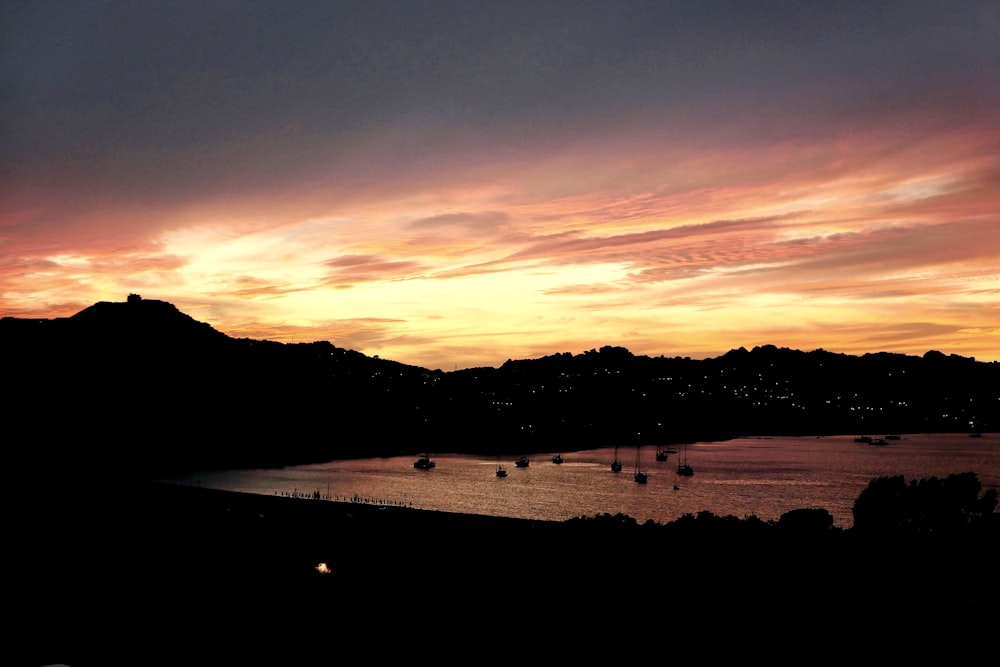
(852, 472, 998, 534)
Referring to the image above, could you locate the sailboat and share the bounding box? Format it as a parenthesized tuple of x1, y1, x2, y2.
(514, 455, 530, 468)
(634, 445, 648, 484)
(611, 444, 623, 472)
(655, 446, 668, 462)
(496, 455, 508, 477)
(413, 452, 436, 469)
(676, 444, 694, 476)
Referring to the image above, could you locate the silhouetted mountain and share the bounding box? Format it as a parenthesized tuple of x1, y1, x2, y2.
(4, 296, 999, 478)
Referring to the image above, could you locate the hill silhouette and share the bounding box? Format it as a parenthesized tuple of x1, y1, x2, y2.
(4, 294, 998, 479)
(9, 296, 998, 664)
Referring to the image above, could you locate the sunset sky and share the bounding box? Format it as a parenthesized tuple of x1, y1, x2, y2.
(3, 1, 999, 370)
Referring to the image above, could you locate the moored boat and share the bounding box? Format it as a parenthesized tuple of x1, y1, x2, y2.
(676, 444, 694, 476)
(414, 453, 436, 469)
(634, 445, 648, 484)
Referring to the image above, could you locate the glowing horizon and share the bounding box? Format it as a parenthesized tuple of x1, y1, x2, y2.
(3, 2, 999, 370)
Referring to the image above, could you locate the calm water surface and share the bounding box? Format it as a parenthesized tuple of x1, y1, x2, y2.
(167, 433, 999, 528)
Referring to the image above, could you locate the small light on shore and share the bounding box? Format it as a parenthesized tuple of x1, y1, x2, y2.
(315, 562, 331, 574)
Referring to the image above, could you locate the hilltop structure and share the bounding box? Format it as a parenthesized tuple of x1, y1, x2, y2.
(3, 296, 998, 477)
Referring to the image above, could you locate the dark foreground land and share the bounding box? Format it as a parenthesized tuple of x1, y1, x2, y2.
(15, 479, 999, 665)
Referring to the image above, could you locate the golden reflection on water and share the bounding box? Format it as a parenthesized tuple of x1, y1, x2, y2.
(169, 433, 999, 529)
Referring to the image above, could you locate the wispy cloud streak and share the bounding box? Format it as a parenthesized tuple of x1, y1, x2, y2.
(2, 1, 999, 368)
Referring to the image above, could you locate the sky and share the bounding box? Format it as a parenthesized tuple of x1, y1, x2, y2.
(3, 1, 1000, 370)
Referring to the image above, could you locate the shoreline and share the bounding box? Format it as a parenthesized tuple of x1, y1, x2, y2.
(17, 478, 999, 665)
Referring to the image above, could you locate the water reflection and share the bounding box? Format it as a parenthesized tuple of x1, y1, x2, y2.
(168, 433, 999, 529)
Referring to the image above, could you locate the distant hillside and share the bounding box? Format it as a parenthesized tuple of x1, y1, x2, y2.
(4, 295, 999, 478)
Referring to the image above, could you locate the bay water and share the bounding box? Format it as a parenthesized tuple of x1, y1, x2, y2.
(165, 432, 999, 529)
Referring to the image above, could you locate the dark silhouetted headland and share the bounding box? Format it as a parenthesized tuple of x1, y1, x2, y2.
(4, 295, 998, 480)
(7, 293, 998, 660)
